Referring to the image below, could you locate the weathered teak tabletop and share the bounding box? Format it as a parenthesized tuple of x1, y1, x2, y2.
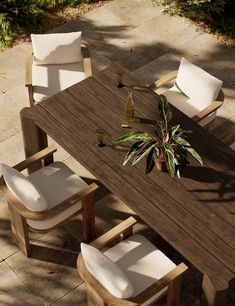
(20, 62, 235, 306)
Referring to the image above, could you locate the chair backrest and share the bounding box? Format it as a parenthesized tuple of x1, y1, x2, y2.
(78, 238, 187, 306)
(81, 243, 134, 299)
(1, 164, 48, 212)
(176, 57, 223, 110)
(31, 31, 83, 65)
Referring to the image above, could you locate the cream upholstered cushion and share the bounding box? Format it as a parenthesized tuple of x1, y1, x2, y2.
(162, 85, 216, 127)
(176, 57, 223, 109)
(230, 143, 235, 151)
(104, 234, 176, 304)
(81, 243, 134, 299)
(31, 32, 82, 65)
(27, 162, 87, 230)
(1, 164, 48, 212)
(32, 61, 86, 102)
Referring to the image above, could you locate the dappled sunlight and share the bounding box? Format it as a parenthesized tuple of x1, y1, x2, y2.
(0, 0, 234, 305)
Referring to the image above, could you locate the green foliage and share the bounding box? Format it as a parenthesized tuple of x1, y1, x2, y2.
(152, 0, 235, 39)
(0, 0, 48, 46)
(0, 0, 97, 47)
(37, 0, 68, 11)
(115, 95, 203, 178)
(153, 0, 226, 21)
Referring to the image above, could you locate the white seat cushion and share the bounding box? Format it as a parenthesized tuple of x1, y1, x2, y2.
(176, 57, 223, 109)
(1, 164, 48, 212)
(32, 61, 86, 102)
(81, 243, 134, 299)
(27, 162, 87, 230)
(230, 143, 235, 151)
(104, 234, 176, 303)
(162, 85, 216, 127)
(31, 32, 82, 65)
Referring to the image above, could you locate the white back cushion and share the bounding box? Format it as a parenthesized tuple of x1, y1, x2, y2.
(1, 164, 48, 212)
(31, 32, 82, 65)
(81, 243, 134, 299)
(176, 57, 223, 109)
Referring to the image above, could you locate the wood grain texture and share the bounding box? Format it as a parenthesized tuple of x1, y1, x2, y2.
(23, 63, 235, 304)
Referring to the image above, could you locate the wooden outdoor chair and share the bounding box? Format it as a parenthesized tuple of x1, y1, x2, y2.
(149, 57, 224, 129)
(0, 146, 98, 257)
(77, 217, 188, 306)
(25, 31, 92, 107)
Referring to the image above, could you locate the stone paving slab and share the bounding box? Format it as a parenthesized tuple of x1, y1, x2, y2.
(179, 33, 235, 71)
(84, 0, 163, 28)
(52, 283, 87, 306)
(133, 53, 181, 85)
(0, 197, 20, 259)
(6, 84, 30, 109)
(0, 261, 42, 305)
(0, 93, 21, 143)
(6, 240, 82, 305)
(0, 44, 31, 93)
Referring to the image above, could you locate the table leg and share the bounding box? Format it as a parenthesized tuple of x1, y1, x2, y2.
(20, 107, 49, 173)
(201, 273, 229, 306)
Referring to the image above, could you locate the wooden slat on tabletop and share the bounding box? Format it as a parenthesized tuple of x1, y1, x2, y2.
(66, 78, 235, 248)
(34, 102, 233, 287)
(69, 68, 235, 230)
(98, 62, 235, 169)
(93, 63, 235, 216)
(36, 88, 235, 277)
(31, 63, 235, 287)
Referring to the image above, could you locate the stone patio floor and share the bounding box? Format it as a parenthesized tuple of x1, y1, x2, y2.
(0, 0, 235, 305)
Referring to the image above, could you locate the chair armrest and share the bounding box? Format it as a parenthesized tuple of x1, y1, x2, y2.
(148, 71, 178, 91)
(25, 49, 33, 87)
(25, 49, 35, 106)
(90, 217, 137, 249)
(77, 254, 138, 306)
(133, 263, 188, 304)
(0, 179, 98, 220)
(192, 101, 223, 123)
(0, 182, 33, 217)
(81, 42, 92, 78)
(14, 146, 57, 172)
(40, 182, 99, 220)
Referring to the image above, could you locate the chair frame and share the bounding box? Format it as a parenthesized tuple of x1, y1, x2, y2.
(149, 71, 224, 129)
(0, 146, 98, 257)
(77, 217, 188, 306)
(25, 42, 93, 107)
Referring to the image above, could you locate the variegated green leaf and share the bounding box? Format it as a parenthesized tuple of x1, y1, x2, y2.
(186, 147, 203, 166)
(123, 141, 144, 166)
(146, 147, 158, 174)
(158, 94, 172, 123)
(163, 145, 176, 177)
(132, 141, 156, 165)
(115, 131, 151, 143)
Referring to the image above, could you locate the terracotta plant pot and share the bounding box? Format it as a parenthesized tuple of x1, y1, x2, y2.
(156, 159, 168, 172)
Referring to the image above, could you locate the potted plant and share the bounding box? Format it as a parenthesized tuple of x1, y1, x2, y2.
(115, 95, 203, 177)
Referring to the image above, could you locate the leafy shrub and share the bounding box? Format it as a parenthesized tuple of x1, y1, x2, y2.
(37, 0, 68, 11)
(153, 0, 226, 21)
(153, 0, 235, 39)
(0, 0, 98, 47)
(0, 0, 48, 46)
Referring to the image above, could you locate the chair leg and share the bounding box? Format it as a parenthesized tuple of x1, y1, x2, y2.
(87, 284, 107, 306)
(82, 194, 95, 242)
(8, 204, 31, 257)
(201, 274, 228, 306)
(166, 275, 183, 306)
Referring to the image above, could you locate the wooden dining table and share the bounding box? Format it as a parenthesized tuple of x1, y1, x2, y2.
(20, 62, 235, 306)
